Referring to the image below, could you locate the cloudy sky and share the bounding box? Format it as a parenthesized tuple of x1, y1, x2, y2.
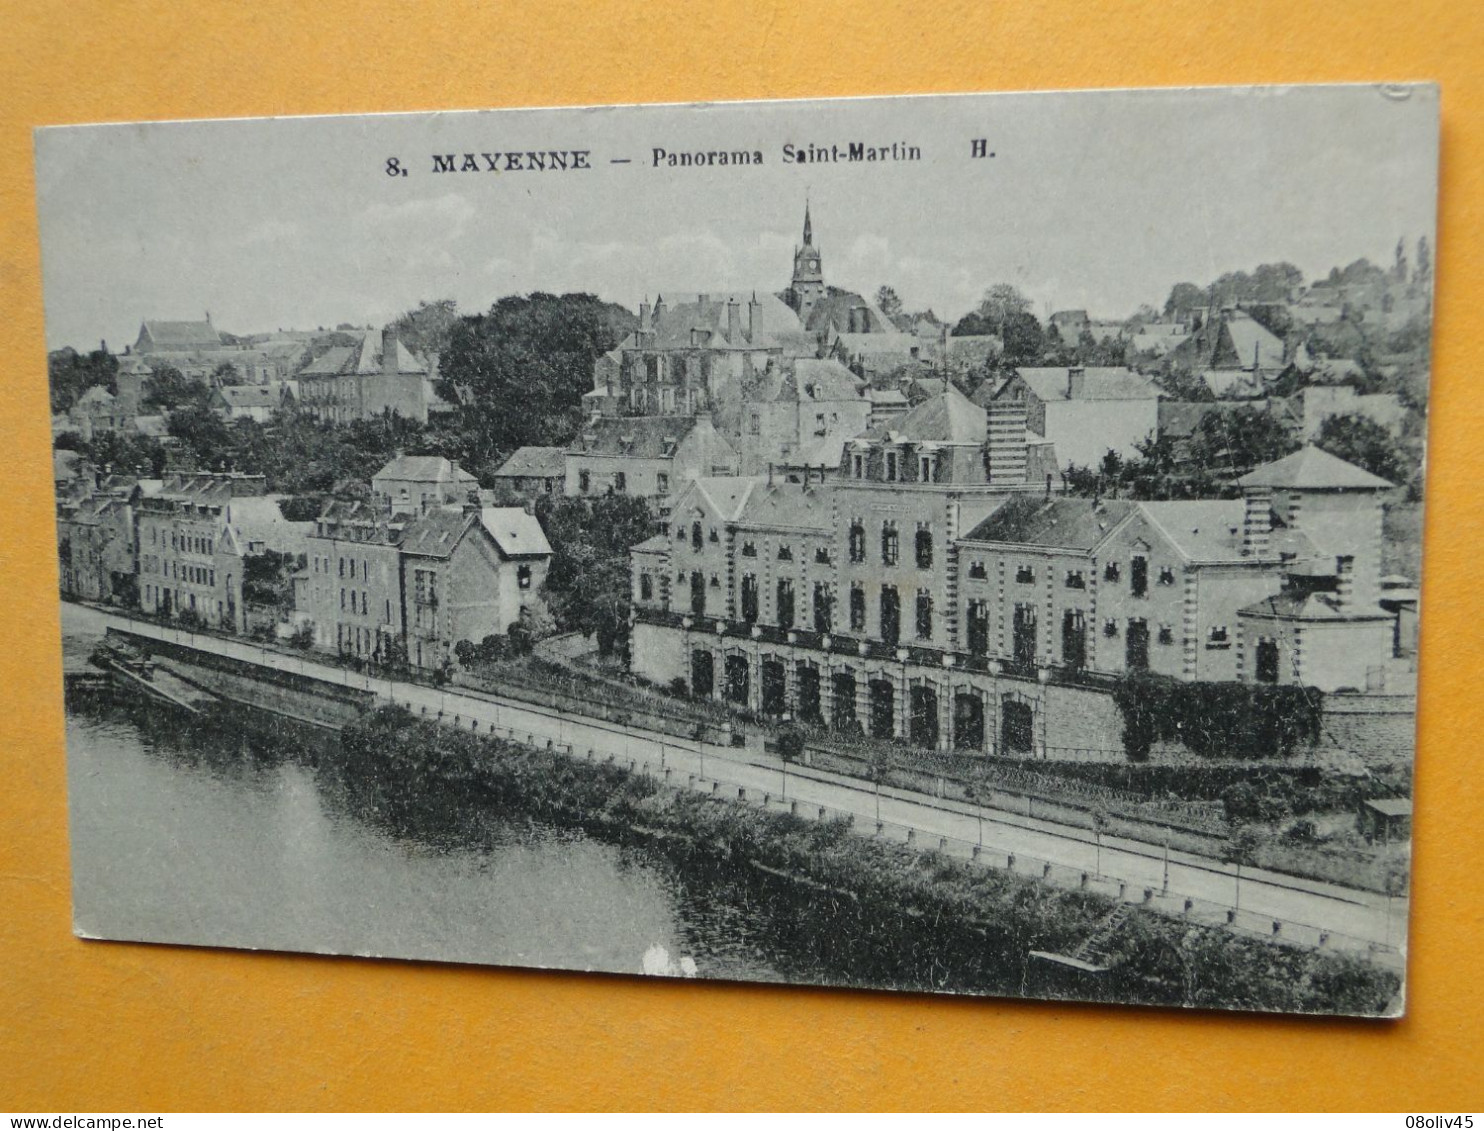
(35, 85, 1437, 351)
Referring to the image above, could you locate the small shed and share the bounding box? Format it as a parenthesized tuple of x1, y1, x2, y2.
(1357, 798, 1412, 844)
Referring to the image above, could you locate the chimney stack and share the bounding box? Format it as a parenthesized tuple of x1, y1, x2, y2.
(1241, 487, 1273, 558)
(1067, 366, 1086, 400)
(1335, 555, 1355, 610)
(382, 326, 398, 375)
(727, 298, 742, 342)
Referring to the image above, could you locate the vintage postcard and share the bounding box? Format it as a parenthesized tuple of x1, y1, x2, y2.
(39, 85, 1435, 1015)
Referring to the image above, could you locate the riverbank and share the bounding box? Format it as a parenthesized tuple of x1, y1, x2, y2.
(341, 705, 1400, 1014)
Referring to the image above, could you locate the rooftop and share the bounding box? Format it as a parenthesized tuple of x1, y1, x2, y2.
(493, 446, 567, 479)
(963, 497, 1134, 551)
(1014, 367, 1160, 403)
(1237, 445, 1395, 491)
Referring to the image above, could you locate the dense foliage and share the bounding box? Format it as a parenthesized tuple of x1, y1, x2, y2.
(533, 493, 655, 655)
(48, 346, 118, 413)
(437, 292, 635, 458)
(1113, 674, 1324, 762)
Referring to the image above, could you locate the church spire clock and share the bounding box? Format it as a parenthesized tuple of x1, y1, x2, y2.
(790, 200, 825, 323)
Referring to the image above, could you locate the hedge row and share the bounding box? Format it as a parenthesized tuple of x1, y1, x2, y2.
(1113, 675, 1324, 761)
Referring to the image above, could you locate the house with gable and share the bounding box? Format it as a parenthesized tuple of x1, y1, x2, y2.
(1233, 446, 1397, 691)
(564, 415, 739, 515)
(398, 503, 553, 672)
(982, 366, 1161, 468)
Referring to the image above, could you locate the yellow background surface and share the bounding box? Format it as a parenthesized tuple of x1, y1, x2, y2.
(2, 1, 1481, 1112)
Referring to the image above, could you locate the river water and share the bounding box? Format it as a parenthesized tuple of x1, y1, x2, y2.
(62, 605, 791, 982)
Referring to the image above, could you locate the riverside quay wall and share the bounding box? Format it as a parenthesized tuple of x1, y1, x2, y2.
(113, 628, 376, 728)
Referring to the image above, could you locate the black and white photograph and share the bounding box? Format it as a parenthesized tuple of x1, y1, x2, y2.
(39, 84, 1436, 1017)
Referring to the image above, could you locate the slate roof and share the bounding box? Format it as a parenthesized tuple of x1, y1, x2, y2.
(630, 533, 671, 555)
(1136, 500, 1316, 563)
(479, 507, 552, 558)
(1158, 400, 1222, 439)
(868, 385, 985, 444)
(76, 386, 116, 407)
(226, 495, 311, 553)
(301, 346, 357, 376)
(1237, 591, 1384, 622)
(637, 292, 805, 353)
(214, 385, 285, 409)
(397, 505, 551, 559)
(352, 331, 427, 375)
(962, 498, 1134, 550)
(570, 415, 699, 458)
(687, 476, 765, 521)
(736, 482, 831, 533)
(373, 455, 479, 486)
(1014, 367, 1160, 403)
(801, 290, 896, 335)
(1216, 314, 1285, 370)
(139, 320, 223, 350)
(780, 358, 863, 401)
(1236, 445, 1394, 490)
(493, 446, 567, 479)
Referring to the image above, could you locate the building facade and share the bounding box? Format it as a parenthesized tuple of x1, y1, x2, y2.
(630, 439, 1401, 759)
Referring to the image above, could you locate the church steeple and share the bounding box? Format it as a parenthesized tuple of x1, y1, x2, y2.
(790, 200, 824, 323)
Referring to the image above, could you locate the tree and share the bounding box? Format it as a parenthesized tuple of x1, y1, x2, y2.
(1163, 282, 1205, 319)
(143, 365, 211, 412)
(210, 361, 242, 387)
(1221, 827, 1263, 913)
(390, 299, 461, 362)
(439, 293, 635, 458)
(975, 284, 1033, 331)
(535, 493, 654, 657)
(1188, 405, 1299, 475)
(1315, 413, 1408, 485)
(999, 310, 1046, 363)
(167, 405, 233, 466)
(1414, 236, 1432, 284)
(951, 311, 997, 337)
(874, 286, 904, 320)
(48, 347, 118, 413)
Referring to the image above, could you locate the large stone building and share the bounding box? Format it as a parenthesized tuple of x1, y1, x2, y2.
(629, 426, 1401, 758)
(371, 455, 480, 515)
(130, 317, 306, 385)
(298, 327, 445, 425)
(135, 472, 289, 634)
(564, 415, 739, 516)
